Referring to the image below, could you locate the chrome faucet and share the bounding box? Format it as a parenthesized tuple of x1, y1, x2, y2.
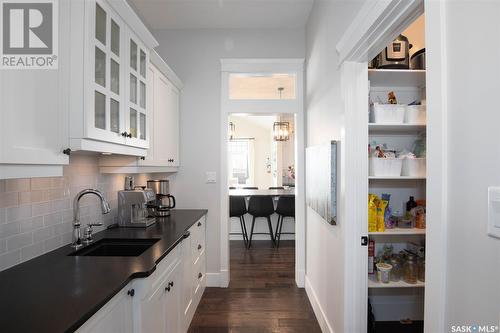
(71, 189, 111, 249)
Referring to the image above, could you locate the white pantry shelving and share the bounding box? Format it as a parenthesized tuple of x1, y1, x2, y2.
(369, 123, 426, 133)
(368, 69, 426, 88)
(368, 275, 425, 289)
(368, 228, 426, 236)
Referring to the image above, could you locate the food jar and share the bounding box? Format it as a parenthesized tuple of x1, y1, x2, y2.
(376, 263, 393, 284)
(390, 256, 402, 282)
(403, 254, 418, 284)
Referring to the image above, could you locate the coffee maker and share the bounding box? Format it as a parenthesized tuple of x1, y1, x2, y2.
(117, 188, 157, 227)
(147, 180, 176, 217)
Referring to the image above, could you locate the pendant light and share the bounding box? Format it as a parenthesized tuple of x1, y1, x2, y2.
(273, 121, 289, 141)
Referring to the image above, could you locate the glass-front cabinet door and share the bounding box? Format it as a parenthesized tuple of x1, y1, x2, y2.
(125, 31, 149, 148)
(88, 0, 126, 144)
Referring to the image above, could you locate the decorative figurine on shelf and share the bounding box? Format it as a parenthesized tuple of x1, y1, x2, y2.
(388, 91, 397, 104)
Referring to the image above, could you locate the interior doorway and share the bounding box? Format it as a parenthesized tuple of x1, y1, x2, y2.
(219, 59, 305, 288)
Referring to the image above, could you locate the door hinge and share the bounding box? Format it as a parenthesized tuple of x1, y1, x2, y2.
(361, 236, 368, 246)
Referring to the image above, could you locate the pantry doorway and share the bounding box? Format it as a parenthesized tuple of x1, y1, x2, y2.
(336, 1, 448, 332)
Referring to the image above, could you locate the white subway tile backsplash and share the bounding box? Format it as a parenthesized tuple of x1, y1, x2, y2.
(32, 202, 52, 217)
(7, 233, 33, 251)
(21, 242, 44, 261)
(0, 222, 20, 238)
(0, 250, 21, 271)
(5, 179, 30, 192)
(44, 235, 62, 252)
(43, 212, 62, 227)
(33, 226, 55, 243)
(6, 205, 32, 222)
(20, 216, 44, 233)
(0, 154, 169, 272)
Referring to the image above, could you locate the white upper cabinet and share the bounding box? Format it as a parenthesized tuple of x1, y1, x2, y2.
(68, 0, 158, 156)
(99, 51, 182, 173)
(0, 1, 71, 179)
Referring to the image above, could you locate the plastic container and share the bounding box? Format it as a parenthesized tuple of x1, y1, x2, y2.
(405, 105, 426, 124)
(369, 158, 403, 177)
(403, 255, 418, 284)
(371, 103, 406, 124)
(402, 158, 426, 177)
(376, 263, 393, 283)
(398, 217, 414, 228)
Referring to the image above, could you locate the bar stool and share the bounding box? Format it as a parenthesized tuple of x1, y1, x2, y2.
(247, 196, 276, 248)
(274, 196, 295, 248)
(229, 196, 249, 246)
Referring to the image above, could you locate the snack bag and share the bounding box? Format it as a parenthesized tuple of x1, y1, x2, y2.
(368, 194, 378, 232)
(377, 199, 388, 232)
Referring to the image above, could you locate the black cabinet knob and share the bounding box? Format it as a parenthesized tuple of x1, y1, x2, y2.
(198, 272, 202, 279)
(165, 286, 170, 292)
(169, 281, 174, 287)
(127, 133, 132, 138)
(198, 244, 202, 250)
(127, 289, 135, 297)
(197, 222, 202, 227)
(121, 132, 128, 137)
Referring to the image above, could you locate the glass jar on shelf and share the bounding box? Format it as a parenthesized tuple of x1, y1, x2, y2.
(403, 254, 418, 284)
(390, 255, 402, 282)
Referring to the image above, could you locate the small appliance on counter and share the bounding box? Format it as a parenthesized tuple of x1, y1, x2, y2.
(410, 48, 426, 69)
(147, 180, 176, 217)
(375, 34, 412, 69)
(118, 188, 157, 227)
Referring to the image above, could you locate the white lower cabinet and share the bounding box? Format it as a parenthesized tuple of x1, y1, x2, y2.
(75, 284, 134, 333)
(77, 215, 206, 333)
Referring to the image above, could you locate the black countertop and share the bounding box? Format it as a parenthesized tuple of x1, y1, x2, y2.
(0, 209, 207, 333)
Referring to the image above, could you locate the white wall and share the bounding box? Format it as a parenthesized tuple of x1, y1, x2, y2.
(153, 28, 305, 279)
(305, 1, 365, 332)
(442, 1, 500, 328)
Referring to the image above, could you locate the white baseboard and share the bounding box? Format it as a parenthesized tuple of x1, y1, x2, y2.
(205, 272, 220, 287)
(295, 269, 305, 288)
(305, 275, 335, 333)
(205, 270, 230, 288)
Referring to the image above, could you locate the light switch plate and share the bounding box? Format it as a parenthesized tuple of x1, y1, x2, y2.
(487, 187, 500, 239)
(206, 172, 217, 184)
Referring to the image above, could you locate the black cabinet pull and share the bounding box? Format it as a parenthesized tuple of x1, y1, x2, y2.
(127, 133, 132, 138)
(121, 132, 128, 137)
(198, 244, 202, 250)
(165, 286, 170, 292)
(127, 289, 135, 297)
(62, 148, 71, 156)
(140, 156, 145, 160)
(198, 272, 202, 279)
(169, 281, 174, 287)
(197, 222, 202, 227)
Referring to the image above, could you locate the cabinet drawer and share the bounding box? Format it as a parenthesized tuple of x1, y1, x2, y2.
(149, 245, 180, 290)
(192, 253, 206, 297)
(189, 217, 205, 243)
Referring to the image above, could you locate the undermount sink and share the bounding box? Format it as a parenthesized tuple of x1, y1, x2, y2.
(69, 238, 160, 257)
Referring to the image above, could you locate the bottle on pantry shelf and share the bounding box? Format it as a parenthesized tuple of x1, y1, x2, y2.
(406, 196, 417, 212)
(368, 240, 375, 274)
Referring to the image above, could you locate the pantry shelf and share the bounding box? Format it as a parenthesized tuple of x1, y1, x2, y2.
(368, 228, 426, 236)
(369, 176, 426, 180)
(368, 69, 426, 88)
(368, 275, 425, 289)
(369, 123, 426, 133)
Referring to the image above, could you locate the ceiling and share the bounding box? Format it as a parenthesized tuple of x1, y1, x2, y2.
(128, 0, 314, 30)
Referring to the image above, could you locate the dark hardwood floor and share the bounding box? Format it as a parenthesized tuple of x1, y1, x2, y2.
(188, 240, 321, 333)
